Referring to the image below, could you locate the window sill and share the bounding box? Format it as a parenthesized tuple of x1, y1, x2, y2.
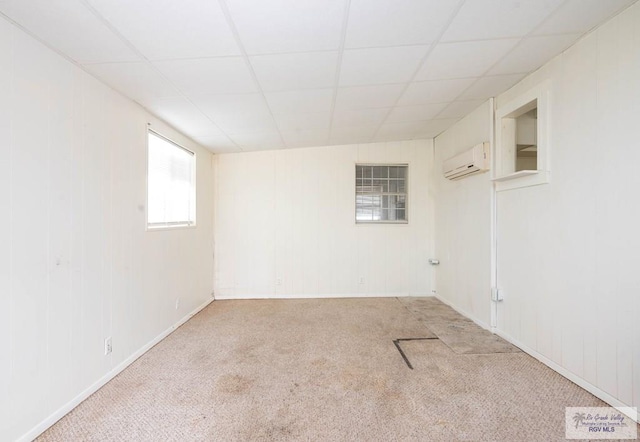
(147, 223, 197, 232)
(493, 170, 550, 191)
(492, 170, 539, 182)
(356, 220, 409, 225)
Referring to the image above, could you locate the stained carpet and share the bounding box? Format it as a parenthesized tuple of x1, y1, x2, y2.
(398, 297, 520, 354)
(39, 297, 625, 441)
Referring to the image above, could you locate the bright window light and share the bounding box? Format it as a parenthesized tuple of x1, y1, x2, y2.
(147, 131, 196, 228)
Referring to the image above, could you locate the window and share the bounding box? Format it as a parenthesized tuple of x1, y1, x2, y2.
(355, 164, 407, 223)
(147, 130, 196, 228)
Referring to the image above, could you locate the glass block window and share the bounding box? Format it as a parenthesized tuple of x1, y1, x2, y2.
(355, 164, 408, 223)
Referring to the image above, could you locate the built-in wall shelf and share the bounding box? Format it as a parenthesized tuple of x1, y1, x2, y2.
(492, 170, 539, 182)
(493, 170, 551, 191)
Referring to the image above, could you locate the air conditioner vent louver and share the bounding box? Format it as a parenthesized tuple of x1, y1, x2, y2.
(443, 142, 490, 180)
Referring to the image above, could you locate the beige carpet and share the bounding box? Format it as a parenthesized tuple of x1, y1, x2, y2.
(39, 298, 626, 441)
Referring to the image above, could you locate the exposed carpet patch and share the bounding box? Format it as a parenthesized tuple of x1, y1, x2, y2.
(399, 297, 521, 354)
(38, 297, 625, 441)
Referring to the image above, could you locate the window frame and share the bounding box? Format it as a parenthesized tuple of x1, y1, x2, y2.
(146, 129, 197, 231)
(355, 163, 409, 225)
(493, 81, 551, 191)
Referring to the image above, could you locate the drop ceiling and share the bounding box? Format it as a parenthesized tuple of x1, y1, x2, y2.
(0, 0, 634, 153)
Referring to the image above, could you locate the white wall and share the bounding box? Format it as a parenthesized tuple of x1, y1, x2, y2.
(213, 140, 434, 299)
(0, 18, 215, 441)
(432, 3, 640, 415)
(433, 101, 493, 327)
(493, 2, 640, 413)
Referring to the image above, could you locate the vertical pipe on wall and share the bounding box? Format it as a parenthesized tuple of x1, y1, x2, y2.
(489, 97, 498, 330)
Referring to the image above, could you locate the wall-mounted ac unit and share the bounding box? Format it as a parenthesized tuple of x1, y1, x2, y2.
(443, 142, 490, 180)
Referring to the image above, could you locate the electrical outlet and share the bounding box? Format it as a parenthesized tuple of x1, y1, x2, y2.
(104, 337, 112, 356)
(276, 277, 282, 286)
(175, 298, 180, 310)
(359, 277, 365, 284)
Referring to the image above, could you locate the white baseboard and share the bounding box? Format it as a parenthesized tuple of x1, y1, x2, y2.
(431, 294, 637, 423)
(18, 297, 215, 442)
(214, 292, 430, 300)
(493, 329, 638, 423)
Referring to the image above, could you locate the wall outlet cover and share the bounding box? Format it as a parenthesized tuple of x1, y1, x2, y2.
(104, 337, 112, 356)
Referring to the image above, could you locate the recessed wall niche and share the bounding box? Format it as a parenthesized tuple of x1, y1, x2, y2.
(515, 108, 537, 171)
(494, 81, 550, 191)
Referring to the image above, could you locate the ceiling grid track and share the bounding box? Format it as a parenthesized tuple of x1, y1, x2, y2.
(77, 0, 240, 150)
(1, 0, 633, 152)
(430, 0, 572, 124)
(218, 0, 288, 150)
(326, 0, 353, 146)
(370, 0, 467, 141)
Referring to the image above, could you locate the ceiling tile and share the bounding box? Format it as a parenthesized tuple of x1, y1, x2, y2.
(192, 135, 241, 154)
(416, 39, 520, 80)
(533, 0, 634, 36)
(281, 129, 330, 148)
(144, 97, 223, 138)
(329, 125, 377, 144)
(250, 52, 338, 92)
(345, 0, 459, 48)
(385, 103, 449, 124)
(488, 34, 579, 75)
(458, 74, 525, 100)
(398, 78, 477, 105)
(436, 99, 485, 119)
(274, 112, 332, 133)
(229, 131, 284, 150)
(334, 84, 406, 111)
(153, 57, 257, 96)
(374, 118, 459, 141)
(83, 61, 180, 103)
(193, 93, 266, 115)
(0, 0, 139, 63)
(441, 0, 563, 42)
(225, 0, 346, 54)
(192, 93, 277, 134)
(216, 114, 278, 135)
(374, 121, 425, 141)
(331, 108, 390, 128)
(415, 118, 460, 138)
(87, 0, 240, 60)
(339, 46, 429, 86)
(265, 89, 334, 114)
